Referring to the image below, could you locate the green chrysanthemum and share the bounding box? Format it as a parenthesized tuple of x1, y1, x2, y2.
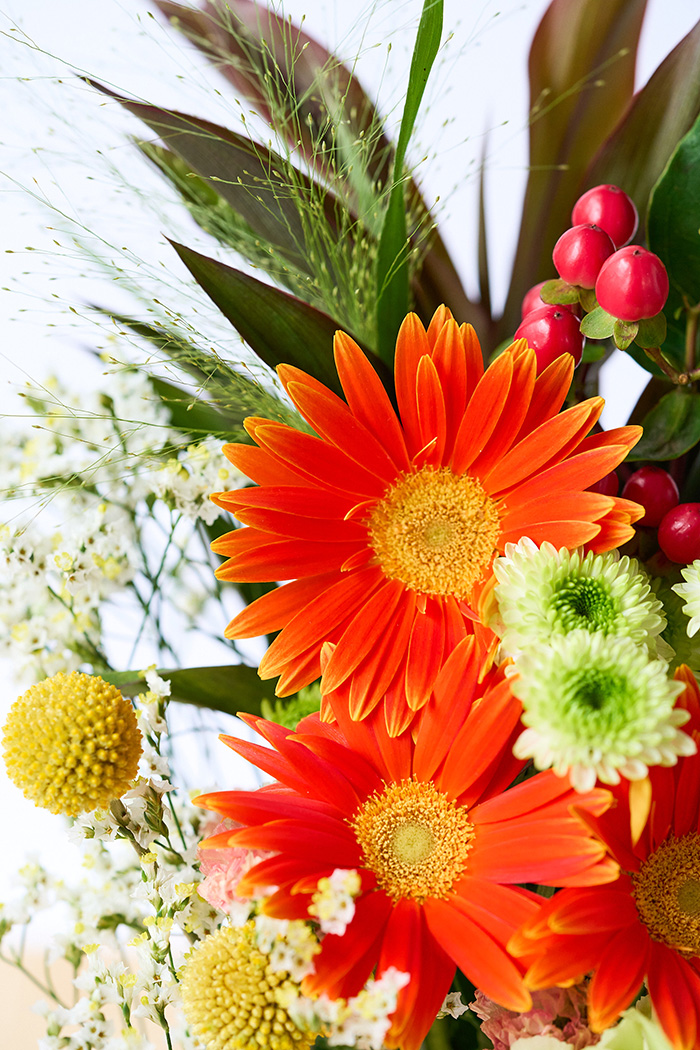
(673, 560, 700, 638)
(492, 538, 666, 657)
(509, 631, 695, 793)
(656, 574, 700, 673)
(2, 671, 142, 816)
(180, 921, 315, 1050)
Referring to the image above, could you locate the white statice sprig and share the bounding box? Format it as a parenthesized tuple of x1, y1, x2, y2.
(510, 631, 696, 792)
(309, 868, 362, 936)
(493, 538, 667, 658)
(284, 967, 411, 1050)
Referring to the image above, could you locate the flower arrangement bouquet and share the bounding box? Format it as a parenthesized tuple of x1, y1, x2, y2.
(4, 1, 700, 1049)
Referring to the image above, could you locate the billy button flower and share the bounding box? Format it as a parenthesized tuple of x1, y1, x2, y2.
(195, 638, 618, 1050)
(2, 671, 142, 816)
(180, 920, 316, 1050)
(213, 306, 642, 735)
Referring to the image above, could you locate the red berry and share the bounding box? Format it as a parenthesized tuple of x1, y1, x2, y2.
(621, 466, 679, 526)
(552, 224, 616, 288)
(514, 305, 584, 371)
(588, 471, 619, 497)
(572, 184, 638, 248)
(521, 281, 578, 320)
(595, 246, 669, 322)
(658, 503, 700, 563)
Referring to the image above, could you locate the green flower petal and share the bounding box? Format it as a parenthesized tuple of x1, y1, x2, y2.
(493, 539, 666, 658)
(510, 631, 694, 792)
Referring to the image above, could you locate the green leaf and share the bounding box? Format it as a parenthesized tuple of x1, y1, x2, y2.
(104, 665, 276, 717)
(540, 278, 580, 305)
(635, 312, 668, 349)
(648, 111, 700, 366)
(627, 387, 700, 461)
(585, 19, 700, 239)
(169, 240, 390, 394)
(581, 342, 607, 363)
(580, 306, 616, 339)
(579, 288, 598, 313)
(613, 318, 639, 350)
(153, 0, 395, 214)
(375, 0, 443, 365)
(502, 0, 646, 338)
(148, 375, 242, 438)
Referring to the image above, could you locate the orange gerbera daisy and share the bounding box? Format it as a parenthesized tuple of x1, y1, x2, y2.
(195, 639, 618, 1050)
(213, 307, 642, 732)
(509, 665, 700, 1050)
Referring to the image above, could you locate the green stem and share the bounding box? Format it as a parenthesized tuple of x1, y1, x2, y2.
(643, 345, 681, 382)
(0, 950, 68, 1008)
(685, 300, 700, 374)
(423, 1018, 452, 1050)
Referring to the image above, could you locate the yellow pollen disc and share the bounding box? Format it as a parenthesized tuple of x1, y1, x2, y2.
(367, 467, 501, 599)
(351, 779, 474, 903)
(632, 833, 700, 955)
(180, 922, 315, 1050)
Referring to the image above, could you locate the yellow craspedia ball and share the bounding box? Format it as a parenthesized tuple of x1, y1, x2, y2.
(2, 671, 142, 817)
(180, 922, 314, 1050)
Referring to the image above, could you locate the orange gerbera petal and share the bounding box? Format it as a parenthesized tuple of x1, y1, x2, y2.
(198, 659, 616, 1050)
(214, 307, 641, 730)
(510, 703, 700, 1050)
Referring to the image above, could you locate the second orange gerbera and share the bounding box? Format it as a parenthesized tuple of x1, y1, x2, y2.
(214, 307, 641, 732)
(195, 639, 618, 1050)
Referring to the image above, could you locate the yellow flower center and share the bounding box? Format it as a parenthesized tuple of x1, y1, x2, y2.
(632, 833, 700, 955)
(351, 780, 474, 903)
(367, 467, 501, 599)
(180, 922, 314, 1050)
(2, 671, 142, 817)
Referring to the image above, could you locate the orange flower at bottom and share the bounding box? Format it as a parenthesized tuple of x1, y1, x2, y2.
(510, 665, 700, 1050)
(196, 639, 617, 1050)
(213, 308, 642, 735)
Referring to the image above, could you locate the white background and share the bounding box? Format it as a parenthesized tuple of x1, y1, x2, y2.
(0, 0, 697, 926)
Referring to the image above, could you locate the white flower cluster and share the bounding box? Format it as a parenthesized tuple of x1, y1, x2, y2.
(253, 913, 320, 981)
(1, 685, 220, 1050)
(1, 370, 243, 683)
(283, 967, 411, 1050)
(149, 436, 235, 526)
(0, 503, 137, 681)
(309, 867, 362, 936)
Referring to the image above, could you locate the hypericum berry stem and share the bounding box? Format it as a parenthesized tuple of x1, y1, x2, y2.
(643, 346, 684, 383)
(684, 299, 700, 374)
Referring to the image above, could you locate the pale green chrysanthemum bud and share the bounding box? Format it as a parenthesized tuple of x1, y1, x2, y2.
(672, 560, 700, 638)
(493, 538, 666, 658)
(2, 671, 142, 816)
(509, 631, 695, 793)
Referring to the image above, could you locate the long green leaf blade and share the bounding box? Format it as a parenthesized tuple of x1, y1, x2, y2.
(169, 240, 390, 394)
(105, 665, 276, 717)
(502, 0, 646, 339)
(375, 0, 443, 364)
(585, 18, 700, 229)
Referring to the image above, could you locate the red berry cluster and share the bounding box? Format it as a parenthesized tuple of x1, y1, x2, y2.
(620, 465, 700, 564)
(515, 184, 669, 372)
